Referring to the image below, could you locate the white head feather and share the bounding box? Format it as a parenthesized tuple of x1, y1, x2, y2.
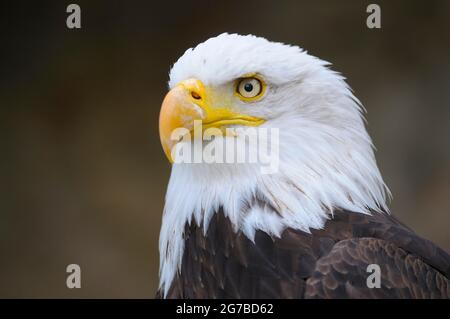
(159, 33, 390, 295)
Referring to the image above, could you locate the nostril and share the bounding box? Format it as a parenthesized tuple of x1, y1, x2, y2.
(191, 91, 201, 100)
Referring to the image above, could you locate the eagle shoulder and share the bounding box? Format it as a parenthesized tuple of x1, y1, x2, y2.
(305, 237, 450, 298)
(158, 210, 450, 299)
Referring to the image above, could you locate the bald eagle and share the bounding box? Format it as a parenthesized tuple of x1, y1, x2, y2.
(156, 33, 450, 299)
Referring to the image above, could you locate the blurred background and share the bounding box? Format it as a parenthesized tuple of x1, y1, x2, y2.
(0, 0, 449, 298)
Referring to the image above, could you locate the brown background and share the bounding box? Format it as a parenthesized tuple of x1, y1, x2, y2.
(0, 0, 449, 298)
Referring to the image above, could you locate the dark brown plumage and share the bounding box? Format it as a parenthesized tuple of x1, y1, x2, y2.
(157, 209, 450, 299)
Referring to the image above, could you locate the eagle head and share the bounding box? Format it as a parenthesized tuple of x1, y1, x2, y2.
(157, 33, 390, 295)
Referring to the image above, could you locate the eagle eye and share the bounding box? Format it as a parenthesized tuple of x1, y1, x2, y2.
(236, 77, 265, 101)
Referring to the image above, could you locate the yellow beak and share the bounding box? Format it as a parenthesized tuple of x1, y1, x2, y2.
(159, 78, 265, 163)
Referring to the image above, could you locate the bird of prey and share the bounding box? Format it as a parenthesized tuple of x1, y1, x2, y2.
(156, 33, 450, 299)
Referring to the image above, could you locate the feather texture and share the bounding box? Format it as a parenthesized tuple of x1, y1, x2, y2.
(158, 210, 450, 299)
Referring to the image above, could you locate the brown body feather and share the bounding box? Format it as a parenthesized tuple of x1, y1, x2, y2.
(157, 210, 450, 299)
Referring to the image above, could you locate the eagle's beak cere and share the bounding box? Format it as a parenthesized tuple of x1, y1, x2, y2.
(159, 78, 265, 163)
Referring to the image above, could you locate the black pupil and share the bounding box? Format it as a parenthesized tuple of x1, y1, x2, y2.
(244, 82, 253, 92)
